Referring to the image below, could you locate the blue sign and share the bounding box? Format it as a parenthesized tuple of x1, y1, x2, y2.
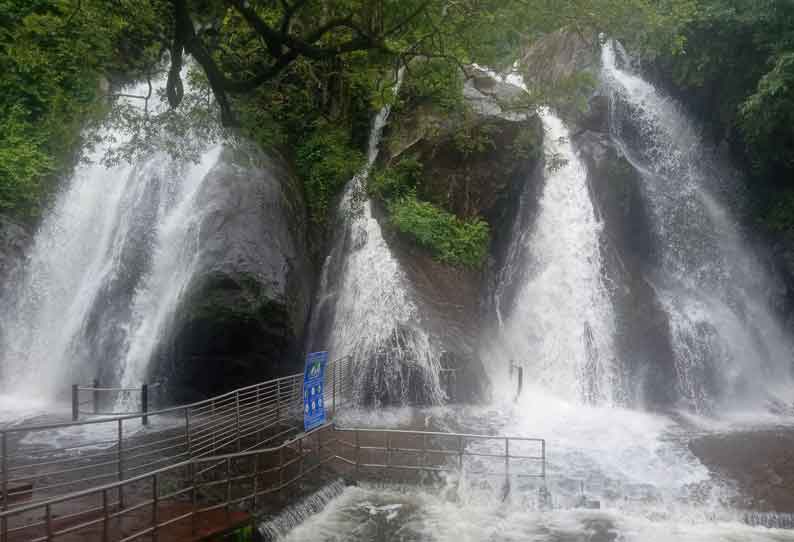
(303, 351, 328, 431)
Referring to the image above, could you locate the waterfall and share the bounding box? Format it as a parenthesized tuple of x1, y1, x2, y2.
(0, 76, 221, 405)
(601, 40, 794, 411)
(308, 71, 445, 406)
(490, 108, 620, 405)
(257, 479, 347, 540)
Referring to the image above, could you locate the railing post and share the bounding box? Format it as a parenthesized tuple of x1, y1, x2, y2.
(141, 384, 149, 426)
(225, 458, 232, 524)
(332, 360, 337, 419)
(354, 430, 360, 475)
(504, 438, 510, 497)
(117, 419, 125, 509)
(2, 431, 8, 539)
(458, 435, 464, 470)
(234, 390, 241, 451)
(152, 473, 159, 542)
(515, 367, 523, 401)
(276, 380, 281, 426)
(72, 384, 79, 421)
(102, 488, 110, 542)
(541, 439, 546, 479)
(93, 378, 100, 414)
(45, 503, 53, 540)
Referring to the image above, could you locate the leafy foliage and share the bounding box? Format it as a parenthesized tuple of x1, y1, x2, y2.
(294, 125, 365, 225)
(0, 0, 167, 219)
(389, 194, 490, 268)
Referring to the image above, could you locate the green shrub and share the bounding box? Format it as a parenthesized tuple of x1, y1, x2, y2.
(295, 125, 365, 226)
(388, 195, 489, 268)
(368, 156, 423, 201)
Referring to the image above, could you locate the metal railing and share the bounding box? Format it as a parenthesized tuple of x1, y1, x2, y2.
(0, 425, 546, 541)
(333, 427, 546, 486)
(72, 382, 162, 422)
(0, 424, 340, 542)
(0, 356, 354, 514)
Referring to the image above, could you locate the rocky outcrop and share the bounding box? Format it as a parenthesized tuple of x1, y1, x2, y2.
(0, 215, 30, 295)
(361, 73, 544, 402)
(155, 144, 313, 401)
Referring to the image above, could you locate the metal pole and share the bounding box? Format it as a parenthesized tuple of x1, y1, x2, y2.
(141, 384, 149, 426)
(515, 367, 523, 401)
(117, 419, 124, 508)
(102, 489, 110, 542)
(355, 430, 360, 475)
(93, 378, 100, 414)
(152, 473, 159, 542)
(234, 390, 241, 451)
(2, 431, 8, 539)
(332, 361, 337, 419)
(276, 380, 281, 425)
(72, 384, 79, 421)
(504, 438, 510, 497)
(45, 504, 53, 540)
(541, 440, 546, 479)
(458, 435, 464, 469)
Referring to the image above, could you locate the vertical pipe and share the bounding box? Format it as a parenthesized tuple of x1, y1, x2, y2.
(102, 489, 109, 542)
(45, 504, 53, 540)
(141, 384, 149, 426)
(354, 430, 360, 475)
(72, 384, 79, 421)
(190, 460, 198, 537)
(152, 473, 159, 542)
(93, 379, 100, 414)
(234, 391, 241, 451)
(332, 360, 337, 419)
(516, 365, 524, 399)
(253, 453, 260, 508)
(276, 380, 281, 426)
(504, 438, 510, 498)
(2, 432, 8, 539)
(117, 419, 124, 508)
(225, 458, 232, 524)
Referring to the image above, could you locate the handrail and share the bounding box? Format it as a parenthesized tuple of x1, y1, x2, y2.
(0, 355, 355, 514)
(0, 424, 548, 542)
(5, 371, 314, 435)
(0, 423, 334, 518)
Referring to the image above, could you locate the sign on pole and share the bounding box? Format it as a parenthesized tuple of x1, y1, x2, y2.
(303, 351, 328, 431)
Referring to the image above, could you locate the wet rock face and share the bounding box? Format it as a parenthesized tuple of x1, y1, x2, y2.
(0, 215, 29, 295)
(155, 144, 313, 401)
(574, 131, 678, 407)
(371, 76, 543, 403)
(690, 430, 794, 513)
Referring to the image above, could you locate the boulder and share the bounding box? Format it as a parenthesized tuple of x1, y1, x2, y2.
(154, 143, 313, 401)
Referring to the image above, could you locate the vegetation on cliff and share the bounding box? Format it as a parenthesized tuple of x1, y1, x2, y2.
(9, 0, 792, 247)
(643, 1, 794, 232)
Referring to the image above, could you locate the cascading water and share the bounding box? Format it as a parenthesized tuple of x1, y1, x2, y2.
(0, 76, 221, 412)
(601, 40, 794, 412)
(489, 109, 621, 405)
(308, 72, 444, 406)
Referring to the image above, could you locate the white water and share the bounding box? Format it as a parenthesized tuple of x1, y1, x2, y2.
(310, 71, 444, 406)
(601, 40, 794, 412)
(0, 76, 221, 411)
(489, 110, 620, 405)
(275, 63, 794, 540)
